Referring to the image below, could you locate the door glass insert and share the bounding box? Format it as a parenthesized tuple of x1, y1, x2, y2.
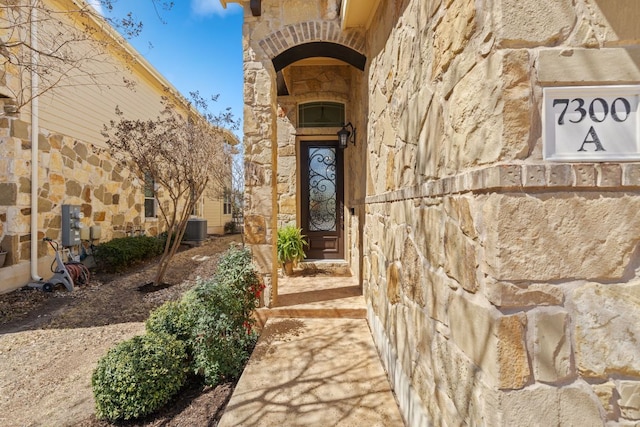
(308, 147, 337, 232)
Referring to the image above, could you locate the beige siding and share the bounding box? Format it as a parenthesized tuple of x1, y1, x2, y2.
(35, 7, 176, 146)
(202, 196, 232, 234)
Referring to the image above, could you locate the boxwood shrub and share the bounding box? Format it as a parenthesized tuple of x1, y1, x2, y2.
(91, 333, 188, 422)
(94, 235, 164, 272)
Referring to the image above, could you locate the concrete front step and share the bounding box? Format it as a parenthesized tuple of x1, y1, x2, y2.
(256, 273, 366, 326)
(255, 306, 367, 326)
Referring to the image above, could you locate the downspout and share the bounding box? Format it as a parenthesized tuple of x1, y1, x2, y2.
(30, 1, 41, 281)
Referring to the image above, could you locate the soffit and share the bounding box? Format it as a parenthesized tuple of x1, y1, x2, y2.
(341, 0, 382, 29)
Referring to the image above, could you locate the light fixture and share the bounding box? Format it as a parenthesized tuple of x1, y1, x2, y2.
(337, 122, 356, 149)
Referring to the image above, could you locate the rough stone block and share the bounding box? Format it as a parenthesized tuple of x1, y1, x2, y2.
(598, 164, 622, 187)
(38, 134, 50, 152)
(481, 194, 640, 281)
(0, 183, 17, 205)
(18, 177, 30, 194)
(539, 47, 640, 84)
(400, 237, 426, 306)
(444, 221, 477, 292)
(623, 163, 640, 186)
(60, 145, 76, 161)
(449, 295, 529, 389)
(571, 282, 640, 378)
(494, 0, 575, 47)
(245, 214, 267, 244)
(547, 164, 573, 187)
(424, 268, 453, 324)
(530, 309, 572, 383)
(495, 383, 602, 426)
(65, 180, 82, 198)
(386, 262, 401, 304)
(485, 280, 564, 308)
(278, 196, 296, 215)
(73, 142, 88, 160)
(416, 207, 444, 269)
(592, 381, 616, 416)
(573, 164, 596, 187)
(431, 332, 483, 421)
(618, 381, 640, 420)
(558, 383, 604, 426)
(444, 197, 476, 239)
(10, 120, 29, 140)
(523, 164, 545, 187)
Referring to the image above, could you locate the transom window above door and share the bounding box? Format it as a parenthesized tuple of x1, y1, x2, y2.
(298, 102, 345, 128)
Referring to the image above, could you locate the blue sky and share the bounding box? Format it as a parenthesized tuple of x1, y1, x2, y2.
(99, 1, 245, 136)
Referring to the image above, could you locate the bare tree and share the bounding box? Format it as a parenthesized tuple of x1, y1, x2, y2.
(103, 92, 237, 285)
(0, 0, 173, 111)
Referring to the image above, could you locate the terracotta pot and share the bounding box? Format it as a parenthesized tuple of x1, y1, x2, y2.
(283, 261, 294, 276)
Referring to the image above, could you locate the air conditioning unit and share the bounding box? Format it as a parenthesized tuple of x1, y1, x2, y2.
(183, 218, 207, 243)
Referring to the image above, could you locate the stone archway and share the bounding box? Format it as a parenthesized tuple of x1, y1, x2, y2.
(244, 20, 367, 306)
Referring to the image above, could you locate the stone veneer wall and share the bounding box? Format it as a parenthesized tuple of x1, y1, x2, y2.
(363, 0, 640, 425)
(0, 112, 159, 292)
(242, 0, 365, 303)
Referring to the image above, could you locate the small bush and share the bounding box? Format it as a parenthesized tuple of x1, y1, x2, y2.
(189, 280, 257, 385)
(224, 221, 236, 234)
(186, 246, 263, 385)
(145, 300, 192, 344)
(92, 333, 188, 422)
(94, 235, 164, 272)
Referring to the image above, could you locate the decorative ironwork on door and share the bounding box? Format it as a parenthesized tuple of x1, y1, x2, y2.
(307, 147, 337, 232)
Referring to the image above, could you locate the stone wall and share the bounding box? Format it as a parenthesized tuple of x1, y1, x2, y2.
(0, 112, 161, 293)
(242, 0, 366, 303)
(240, 0, 640, 423)
(363, 0, 640, 425)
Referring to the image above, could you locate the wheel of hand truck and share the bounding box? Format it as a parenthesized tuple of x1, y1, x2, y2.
(42, 282, 54, 293)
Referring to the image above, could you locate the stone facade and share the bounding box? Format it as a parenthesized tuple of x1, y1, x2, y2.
(238, 0, 640, 424)
(0, 0, 226, 293)
(0, 106, 166, 292)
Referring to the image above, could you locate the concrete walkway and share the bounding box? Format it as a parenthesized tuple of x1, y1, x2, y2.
(218, 273, 405, 427)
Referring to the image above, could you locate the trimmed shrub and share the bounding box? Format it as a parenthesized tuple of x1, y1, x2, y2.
(145, 300, 192, 344)
(92, 333, 188, 422)
(94, 235, 164, 272)
(224, 221, 236, 234)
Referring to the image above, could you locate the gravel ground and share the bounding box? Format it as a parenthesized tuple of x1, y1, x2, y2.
(0, 234, 243, 427)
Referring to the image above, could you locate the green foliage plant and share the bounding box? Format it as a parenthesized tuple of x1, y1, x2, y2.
(146, 300, 192, 344)
(143, 246, 264, 387)
(224, 221, 237, 234)
(94, 235, 164, 272)
(276, 224, 308, 266)
(188, 246, 264, 385)
(91, 333, 188, 422)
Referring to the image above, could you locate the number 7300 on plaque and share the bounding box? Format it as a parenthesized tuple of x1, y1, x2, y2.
(543, 86, 640, 162)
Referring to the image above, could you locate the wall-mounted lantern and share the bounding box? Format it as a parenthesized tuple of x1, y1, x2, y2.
(337, 122, 356, 149)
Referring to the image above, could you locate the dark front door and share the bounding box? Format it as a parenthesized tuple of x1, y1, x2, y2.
(300, 141, 344, 260)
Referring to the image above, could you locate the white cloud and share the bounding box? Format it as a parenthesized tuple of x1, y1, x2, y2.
(87, 0, 104, 15)
(191, 0, 241, 16)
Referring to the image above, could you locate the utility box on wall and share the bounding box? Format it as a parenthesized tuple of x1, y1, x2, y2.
(62, 204, 82, 247)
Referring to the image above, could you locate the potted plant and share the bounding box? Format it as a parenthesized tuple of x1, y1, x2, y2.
(0, 244, 6, 268)
(276, 224, 308, 276)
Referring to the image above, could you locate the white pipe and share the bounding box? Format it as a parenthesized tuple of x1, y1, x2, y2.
(30, 0, 41, 281)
